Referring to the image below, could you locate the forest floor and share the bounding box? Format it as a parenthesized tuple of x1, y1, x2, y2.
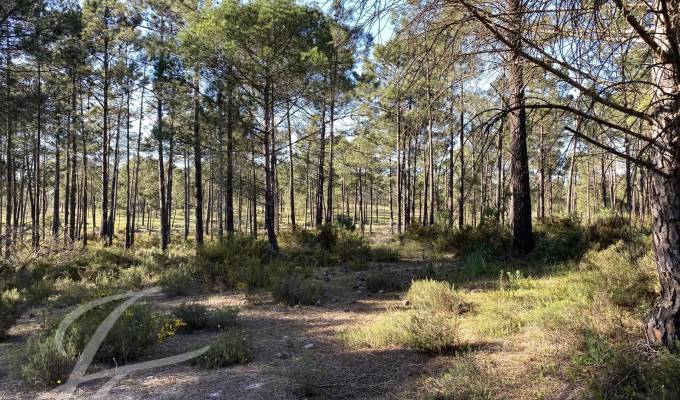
(0, 221, 672, 399)
(0, 258, 579, 400)
(0, 260, 429, 400)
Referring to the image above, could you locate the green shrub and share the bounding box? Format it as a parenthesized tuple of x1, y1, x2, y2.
(289, 351, 325, 397)
(159, 263, 202, 297)
(532, 217, 589, 263)
(65, 303, 168, 364)
(589, 214, 632, 249)
(196, 237, 272, 290)
(193, 331, 249, 368)
(573, 334, 680, 399)
(366, 274, 405, 293)
(583, 241, 657, 309)
(10, 334, 78, 388)
(334, 214, 355, 231)
(421, 356, 494, 399)
(173, 303, 239, 332)
(273, 276, 320, 306)
(415, 262, 452, 281)
(342, 310, 458, 353)
(0, 288, 26, 338)
(369, 246, 400, 262)
(435, 222, 511, 258)
(405, 279, 460, 313)
(404, 223, 443, 242)
(335, 230, 372, 263)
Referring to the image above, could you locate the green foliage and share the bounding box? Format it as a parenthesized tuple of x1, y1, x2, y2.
(159, 263, 202, 297)
(365, 273, 405, 293)
(532, 217, 590, 263)
(173, 303, 239, 332)
(420, 356, 494, 399)
(193, 331, 249, 369)
(405, 279, 460, 313)
(498, 269, 525, 291)
(582, 241, 657, 310)
(589, 214, 633, 249)
(334, 214, 356, 231)
(195, 236, 273, 290)
(436, 222, 511, 258)
(289, 351, 325, 397)
(64, 303, 170, 365)
(273, 276, 321, 306)
(572, 333, 680, 399)
(0, 289, 24, 339)
(10, 334, 78, 388)
(342, 310, 459, 353)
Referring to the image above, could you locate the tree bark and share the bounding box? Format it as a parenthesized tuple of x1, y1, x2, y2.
(507, 0, 533, 255)
(645, 38, 680, 349)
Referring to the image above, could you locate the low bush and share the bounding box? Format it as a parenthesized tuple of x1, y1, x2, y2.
(365, 274, 405, 293)
(193, 330, 249, 368)
(532, 217, 589, 263)
(159, 263, 202, 297)
(0, 292, 23, 339)
(420, 356, 494, 399)
(64, 302, 170, 365)
(436, 222, 511, 258)
(572, 333, 680, 399)
(289, 351, 325, 397)
(173, 303, 239, 332)
(342, 310, 459, 353)
(195, 237, 273, 291)
(589, 213, 632, 249)
(582, 241, 657, 310)
(334, 214, 356, 231)
(405, 279, 460, 313)
(369, 246, 400, 262)
(10, 334, 78, 388)
(273, 276, 320, 306)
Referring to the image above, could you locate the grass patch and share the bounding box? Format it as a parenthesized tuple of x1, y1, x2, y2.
(173, 303, 239, 332)
(365, 274, 405, 293)
(193, 330, 249, 368)
(342, 310, 459, 353)
(10, 334, 78, 388)
(273, 276, 320, 306)
(289, 351, 326, 397)
(405, 279, 460, 313)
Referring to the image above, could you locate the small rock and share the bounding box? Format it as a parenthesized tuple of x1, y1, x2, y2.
(304, 343, 314, 349)
(403, 300, 410, 306)
(356, 290, 362, 295)
(275, 352, 290, 360)
(352, 284, 359, 289)
(209, 392, 221, 398)
(378, 289, 384, 294)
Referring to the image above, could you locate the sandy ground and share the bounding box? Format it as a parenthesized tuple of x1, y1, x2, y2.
(0, 261, 434, 400)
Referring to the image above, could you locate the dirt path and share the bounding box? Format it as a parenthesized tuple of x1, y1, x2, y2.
(0, 261, 434, 400)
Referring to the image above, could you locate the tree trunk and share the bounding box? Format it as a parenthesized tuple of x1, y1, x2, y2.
(263, 81, 278, 249)
(225, 86, 234, 237)
(645, 41, 680, 349)
(287, 101, 296, 230)
(130, 79, 144, 247)
(316, 99, 326, 227)
(507, 0, 534, 255)
(458, 88, 465, 229)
